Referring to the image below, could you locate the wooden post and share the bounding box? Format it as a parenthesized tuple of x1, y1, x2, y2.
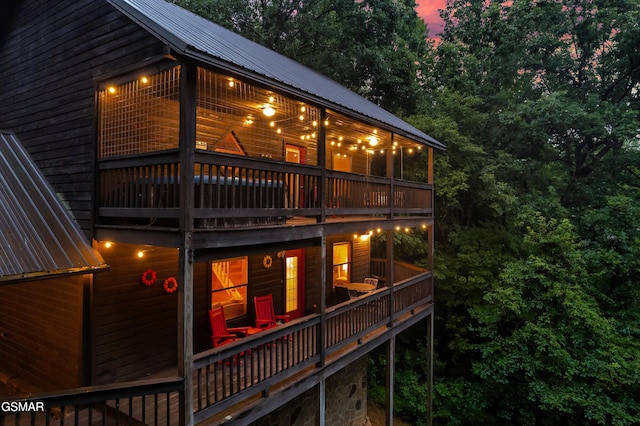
(386, 229, 395, 325)
(387, 134, 395, 218)
(385, 335, 395, 426)
(178, 62, 196, 426)
(318, 378, 326, 426)
(427, 313, 434, 426)
(318, 235, 327, 368)
(387, 134, 395, 325)
(318, 108, 327, 224)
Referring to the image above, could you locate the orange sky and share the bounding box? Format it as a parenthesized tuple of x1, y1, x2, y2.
(415, 0, 446, 37)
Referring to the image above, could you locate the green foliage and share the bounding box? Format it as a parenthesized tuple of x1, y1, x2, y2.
(468, 213, 640, 424)
(171, 0, 432, 115)
(428, 0, 640, 423)
(368, 324, 430, 425)
(172, 0, 640, 423)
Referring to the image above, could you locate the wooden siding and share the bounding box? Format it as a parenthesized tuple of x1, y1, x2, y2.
(248, 253, 286, 322)
(303, 246, 322, 314)
(326, 235, 371, 303)
(92, 243, 209, 384)
(0, 275, 84, 391)
(0, 0, 166, 235)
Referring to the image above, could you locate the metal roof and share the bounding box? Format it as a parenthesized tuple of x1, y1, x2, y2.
(107, 0, 445, 150)
(0, 131, 108, 285)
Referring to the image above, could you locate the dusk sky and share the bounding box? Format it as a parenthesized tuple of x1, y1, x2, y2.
(415, 0, 446, 38)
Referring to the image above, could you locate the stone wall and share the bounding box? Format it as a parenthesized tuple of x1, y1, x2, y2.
(253, 355, 370, 426)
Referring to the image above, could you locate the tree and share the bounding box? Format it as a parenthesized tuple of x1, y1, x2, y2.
(437, 0, 640, 207)
(171, 0, 432, 115)
(423, 1, 640, 423)
(471, 213, 640, 425)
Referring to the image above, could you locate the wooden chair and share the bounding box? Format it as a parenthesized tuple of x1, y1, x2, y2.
(254, 295, 290, 330)
(208, 307, 249, 348)
(364, 277, 379, 288)
(335, 285, 352, 303)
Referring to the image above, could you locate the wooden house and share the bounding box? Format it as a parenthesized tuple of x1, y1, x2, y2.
(0, 0, 443, 424)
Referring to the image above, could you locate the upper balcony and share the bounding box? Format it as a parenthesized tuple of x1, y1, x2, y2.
(95, 65, 434, 233)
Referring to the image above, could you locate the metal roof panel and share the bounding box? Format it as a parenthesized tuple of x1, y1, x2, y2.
(108, 0, 445, 150)
(0, 131, 108, 284)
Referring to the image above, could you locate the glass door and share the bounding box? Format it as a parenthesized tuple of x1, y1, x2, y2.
(285, 249, 304, 318)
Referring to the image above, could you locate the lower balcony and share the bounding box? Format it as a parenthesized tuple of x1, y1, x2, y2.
(0, 273, 432, 425)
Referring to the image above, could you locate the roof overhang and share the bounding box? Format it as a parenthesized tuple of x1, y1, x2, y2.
(107, 0, 445, 150)
(0, 131, 109, 285)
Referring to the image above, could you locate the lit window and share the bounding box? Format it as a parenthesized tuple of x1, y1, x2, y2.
(332, 242, 351, 286)
(211, 257, 248, 320)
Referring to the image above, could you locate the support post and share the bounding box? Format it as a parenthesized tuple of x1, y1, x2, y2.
(427, 313, 434, 426)
(386, 229, 395, 325)
(385, 335, 395, 426)
(387, 134, 395, 218)
(318, 378, 326, 426)
(318, 235, 327, 367)
(318, 108, 327, 223)
(178, 62, 196, 426)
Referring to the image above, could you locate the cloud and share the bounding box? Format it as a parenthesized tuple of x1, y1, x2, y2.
(416, 0, 446, 37)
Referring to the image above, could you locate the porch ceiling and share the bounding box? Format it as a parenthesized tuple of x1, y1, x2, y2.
(0, 131, 109, 284)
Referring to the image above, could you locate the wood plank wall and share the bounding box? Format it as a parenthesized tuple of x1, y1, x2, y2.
(0, 276, 85, 392)
(92, 242, 210, 384)
(303, 247, 322, 314)
(248, 253, 286, 322)
(0, 0, 166, 236)
(93, 245, 322, 384)
(326, 235, 370, 303)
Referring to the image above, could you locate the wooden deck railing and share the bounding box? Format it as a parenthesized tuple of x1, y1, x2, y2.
(370, 258, 429, 283)
(0, 274, 432, 425)
(191, 272, 432, 421)
(0, 377, 183, 426)
(98, 151, 433, 228)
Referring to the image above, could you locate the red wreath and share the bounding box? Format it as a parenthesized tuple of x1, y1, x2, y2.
(163, 277, 178, 294)
(140, 269, 157, 287)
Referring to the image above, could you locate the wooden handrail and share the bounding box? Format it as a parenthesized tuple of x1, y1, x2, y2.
(97, 151, 433, 228)
(1, 275, 433, 425)
(0, 377, 183, 426)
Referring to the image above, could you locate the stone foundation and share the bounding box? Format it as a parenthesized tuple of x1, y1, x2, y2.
(252, 356, 370, 426)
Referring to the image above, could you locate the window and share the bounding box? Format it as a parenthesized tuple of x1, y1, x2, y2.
(211, 257, 248, 320)
(332, 242, 351, 286)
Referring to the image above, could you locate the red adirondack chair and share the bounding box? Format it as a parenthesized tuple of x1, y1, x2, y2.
(253, 295, 290, 330)
(209, 307, 249, 348)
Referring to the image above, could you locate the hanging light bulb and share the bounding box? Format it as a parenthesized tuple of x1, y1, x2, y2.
(262, 105, 276, 117)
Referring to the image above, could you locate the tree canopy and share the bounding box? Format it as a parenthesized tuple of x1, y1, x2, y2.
(172, 0, 640, 423)
(171, 0, 432, 116)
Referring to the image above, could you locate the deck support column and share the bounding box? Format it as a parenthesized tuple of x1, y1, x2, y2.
(427, 312, 434, 426)
(385, 335, 395, 426)
(318, 378, 326, 426)
(178, 61, 197, 426)
(318, 235, 327, 367)
(386, 228, 395, 326)
(318, 108, 327, 224)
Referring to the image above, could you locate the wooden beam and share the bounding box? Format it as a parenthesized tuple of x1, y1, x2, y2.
(318, 379, 326, 426)
(178, 61, 197, 426)
(385, 335, 395, 426)
(427, 312, 434, 426)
